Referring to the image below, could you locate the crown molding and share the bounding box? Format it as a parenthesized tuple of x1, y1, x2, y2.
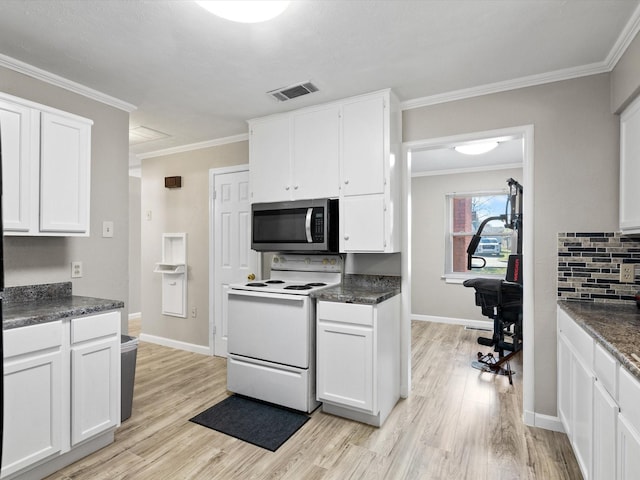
(401, 7, 640, 112)
(605, 2, 640, 69)
(0, 53, 136, 112)
(135, 133, 249, 160)
(401, 61, 608, 111)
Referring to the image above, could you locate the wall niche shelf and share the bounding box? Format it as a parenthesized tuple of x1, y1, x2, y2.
(154, 233, 187, 318)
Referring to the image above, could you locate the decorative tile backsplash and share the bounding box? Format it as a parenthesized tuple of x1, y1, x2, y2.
(558, 232, 640, 303)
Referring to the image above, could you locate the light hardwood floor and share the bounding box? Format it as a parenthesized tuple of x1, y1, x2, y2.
(45, 319, 581, 480)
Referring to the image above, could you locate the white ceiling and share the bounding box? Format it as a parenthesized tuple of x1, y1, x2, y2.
(0, 0, 638, 159)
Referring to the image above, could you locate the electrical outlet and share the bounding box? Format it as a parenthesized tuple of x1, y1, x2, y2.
(191, 306, 197, 318)
(71, 261, 83, 278)
(620, 263, 636, 283)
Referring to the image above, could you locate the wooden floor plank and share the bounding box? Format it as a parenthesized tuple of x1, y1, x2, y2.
(42, 319, 582, 480)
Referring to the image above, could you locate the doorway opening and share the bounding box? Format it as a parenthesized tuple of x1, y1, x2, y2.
(401, 125, 534, 423)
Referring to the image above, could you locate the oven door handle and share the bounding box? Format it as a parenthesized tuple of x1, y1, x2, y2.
(305, 208, 313, 243)
(228, 289, 308, 302)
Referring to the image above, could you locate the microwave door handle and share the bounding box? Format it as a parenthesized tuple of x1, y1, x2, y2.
(305, 208, 313, 243)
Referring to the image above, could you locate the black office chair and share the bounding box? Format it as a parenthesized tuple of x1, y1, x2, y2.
(463, 255, 523, 384)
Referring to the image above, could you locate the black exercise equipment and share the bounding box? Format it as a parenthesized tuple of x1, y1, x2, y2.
(463, 178, 523, 384)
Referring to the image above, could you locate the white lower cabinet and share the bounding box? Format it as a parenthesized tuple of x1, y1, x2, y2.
(316, 295, 400, 427)
(617, 414, 640, 480)
(2, 311, 121, 479)
(70, 312, 121, 445)
(593, 379, 617, 480)
(2, 322, 64, 478)
(558, 306, 640, 480)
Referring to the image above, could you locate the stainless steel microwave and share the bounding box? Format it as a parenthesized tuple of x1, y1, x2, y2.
(251, 198, 339, 252)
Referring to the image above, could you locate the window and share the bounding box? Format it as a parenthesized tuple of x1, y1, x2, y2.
(445, 191, 513, 278)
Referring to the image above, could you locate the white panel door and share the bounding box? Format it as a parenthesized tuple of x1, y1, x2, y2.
(249, 116, 291, 203)
(341, 94, 385, 196)
(213, 168, 258, 357)
(71, 336, 120, 445)
(39, 111, 91, 234)
(2, 350, 63, 477)
(0, 99, 39, 233)
(292, 105, 340, 200)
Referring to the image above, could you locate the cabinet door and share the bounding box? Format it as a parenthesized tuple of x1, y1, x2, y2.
(71, 335, 120, 445)
(341, 94, 386, 197)
(593, 379, 617, 480)
(317, 320, 374, 413)
(0, 99, 39, 233)
(39, 112, 91, 234)
(249, 116, 291, 203)
(292, 105, 340, 200)
(558, 334, 572, 437)
(70, 311, 121, 445)
(620, 95, 640, 233)
(2, 350, 63, 477)
(618, 415, 640, 480)
(341, 195, 386, 252)
(572, 354, 594, 480)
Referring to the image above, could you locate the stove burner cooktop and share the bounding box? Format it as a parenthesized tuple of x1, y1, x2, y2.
(305, 282, 327, 287)
(265, 280, 285, 284)
(284, 285, 313, 290)
(246, 282, 267, 287)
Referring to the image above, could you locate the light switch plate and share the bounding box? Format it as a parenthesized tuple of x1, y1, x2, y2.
(102, 221, 114, 238)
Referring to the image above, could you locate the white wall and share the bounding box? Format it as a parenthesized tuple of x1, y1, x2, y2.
(140, 141, 248, 347)
(129, 176, 141, 315)
(403, 73, 619, 416)
(411, 167, 523, 321)
(1, 65, 130, 330)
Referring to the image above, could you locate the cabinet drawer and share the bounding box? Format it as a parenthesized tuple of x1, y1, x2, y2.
(594, 342, 618, 399)
(619, 367, 640, 429)
(71, 311, 120, 344)
(559, 310, 593, 367)
(318, 301, 373, 326)
(4, 321, 63, 358)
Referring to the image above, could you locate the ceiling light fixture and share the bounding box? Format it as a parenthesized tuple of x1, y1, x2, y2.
(454, 141, 499, 155)
(195, 1, 290, 23)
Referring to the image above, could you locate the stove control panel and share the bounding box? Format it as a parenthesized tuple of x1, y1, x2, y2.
(271, 254, 343, 273)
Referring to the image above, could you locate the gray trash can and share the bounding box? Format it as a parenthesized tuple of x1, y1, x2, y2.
(121, 334, 139, 422)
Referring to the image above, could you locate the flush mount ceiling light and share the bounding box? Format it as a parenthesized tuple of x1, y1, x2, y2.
(454, 141, 499, 155)
(195, 1, 290, 23)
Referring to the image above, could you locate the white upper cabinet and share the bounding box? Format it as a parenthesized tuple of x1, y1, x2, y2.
(341, 94, 386, 196)
(620, 93, 640, 234)
(248, 89, 401, 253)
(0, 92, 92, 236)
(249, 115, 291, 203)
(40, 112, 91, 234)
(0, 98, 39, 232)
(292, 105, 340, 200)
(249, 104, 340, 203)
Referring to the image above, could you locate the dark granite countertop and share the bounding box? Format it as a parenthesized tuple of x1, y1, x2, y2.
(558, 300, 640, 381)
(312, 274, 401, 305)
(2, 282, 125, 330)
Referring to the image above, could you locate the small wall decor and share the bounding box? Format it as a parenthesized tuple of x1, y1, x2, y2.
(165, 176, 182, 188)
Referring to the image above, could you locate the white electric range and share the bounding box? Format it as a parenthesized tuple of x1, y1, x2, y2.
(226, 254, 343, 413)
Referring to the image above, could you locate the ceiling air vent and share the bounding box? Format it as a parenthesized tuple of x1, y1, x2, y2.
(129, 126, 170, 145)
(267, 82, 319, 102)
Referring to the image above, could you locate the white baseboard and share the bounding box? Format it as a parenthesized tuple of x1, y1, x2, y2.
(524, 410, 565, 432)
(139, 333, 210, 356)
(412, 313, 492, 330)
(128, 312, 141, 321)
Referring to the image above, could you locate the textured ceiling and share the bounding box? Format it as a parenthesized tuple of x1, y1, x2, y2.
(0, 0, 638, 157)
